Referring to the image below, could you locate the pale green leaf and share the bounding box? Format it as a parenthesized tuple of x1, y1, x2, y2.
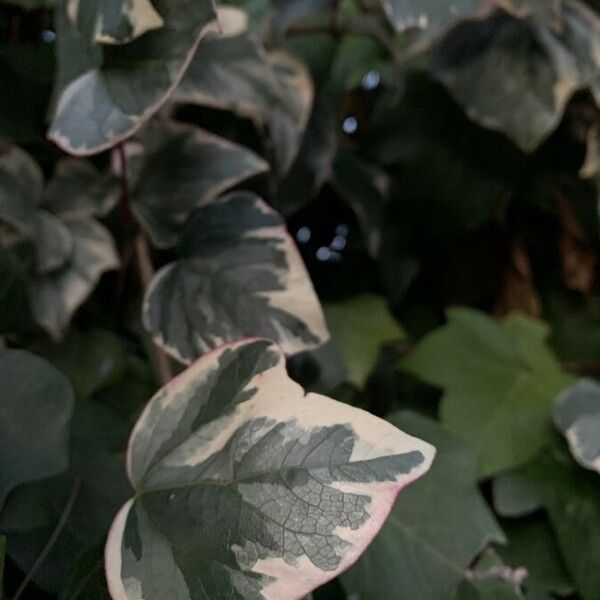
(553, 378, 600, 474)
(401, 308, 574, 478)
(325, 294, 404, 388)
(342, 411, 504, 600)
(29, 218, 119, 340)
(143, 192, 329, 362)
(105, 339, 435, 600)
(0, 349, 74, 510)
(130, 120, 268, 248)
(48, 0, 217, 155)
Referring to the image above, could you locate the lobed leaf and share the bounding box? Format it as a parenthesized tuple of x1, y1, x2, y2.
(105, 338, 435, 600)
(143, 192, 329, 362)
(48, 0, 217, 155)
(401, 308, 573, 478)
(325, 294, 404, 388)
(553, 378, 600, 474)
(0, 349, 74, 510)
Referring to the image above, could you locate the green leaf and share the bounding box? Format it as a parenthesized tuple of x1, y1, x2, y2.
(60, 543, 109, 600)
(498, 515, 574, 597)
(175, 8, 313, 175)
(0, 349, 74, 509)
(324, 294, 404, 388)
(105, 339, 435, 600)
(553, 378, 600, 474)
(37, 328, 127, 399)
(143, 192, 329, 362)
(431, 3, 600, 151)
(401, 308, 573, 478)
(130, 119, 268, 248)
(67, 0, 165, 45)
(342, 411, 504, 600)
(48, 0, 217, 155)
(454, 548, 526, 599)
(28, 218, 119, 340)
(493, 452, 600, 600)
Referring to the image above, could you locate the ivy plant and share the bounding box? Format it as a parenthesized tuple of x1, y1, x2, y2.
(1, 0, 600, 598)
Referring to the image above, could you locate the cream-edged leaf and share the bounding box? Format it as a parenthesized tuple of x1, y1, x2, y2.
(143, 192, 329, 361)
(130, 120, 268, 248)
(29, 218, 119, 339)
(48, 0, 217, 155)
(553, 378, 600, 474)
(67, 0, 165, 45)
(105, 338, 435, 600)
(0, 349, 74, 509)
(175, 12, 313, 175)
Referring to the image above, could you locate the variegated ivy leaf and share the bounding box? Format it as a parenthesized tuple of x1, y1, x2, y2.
(553, 378, 600, 474)
(143, 192, 329, 362)
(29, 218, 119, 340)
(129, 120, 268, 248)
(42, 159, 120, 219)
(48, 0, 217, 155)
(0, 349, 74, 510)
(67, 0, 165, 45)
(105, 338, 435, 600)
(431, 1, 600, 151)
(175, 7, 313, 175)
(342, 411, 505, 600)
(0, 142, 44, 238)
(379, 0, 483, 36)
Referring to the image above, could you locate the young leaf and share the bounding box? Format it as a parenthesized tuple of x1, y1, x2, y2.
(0, 349, 74, 509)
(401, 308, 573, 478)
(129, 120, 268, 248)
(342, 411, 505, 600)
(67, 0, 165, 45)
(325, 294, 405, 388)
(105, 338, 435, 600)
(454, 548, 526, 599)
(175, 8, 313, 175)
(48, 0, 217, 155)
(29, 218, 119, 339)
(553, 378, 600, 474)
(143, 192, 329, 362)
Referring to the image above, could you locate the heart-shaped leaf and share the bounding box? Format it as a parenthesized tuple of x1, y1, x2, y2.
(48, 0, 217, 155)
(0, 349, 74, 509)
(553, 378, 600, 474)
(105, 338, 435, 600)
(143, 192, 329, 362)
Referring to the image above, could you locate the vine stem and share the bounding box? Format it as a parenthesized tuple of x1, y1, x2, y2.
(11, 477, 82, 600)
(116, 143, 172, 386)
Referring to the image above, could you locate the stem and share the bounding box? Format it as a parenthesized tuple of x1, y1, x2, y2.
(12, 477, 81, 600)
(116, 143, 172, 386)
(134, 233, 172, 385)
